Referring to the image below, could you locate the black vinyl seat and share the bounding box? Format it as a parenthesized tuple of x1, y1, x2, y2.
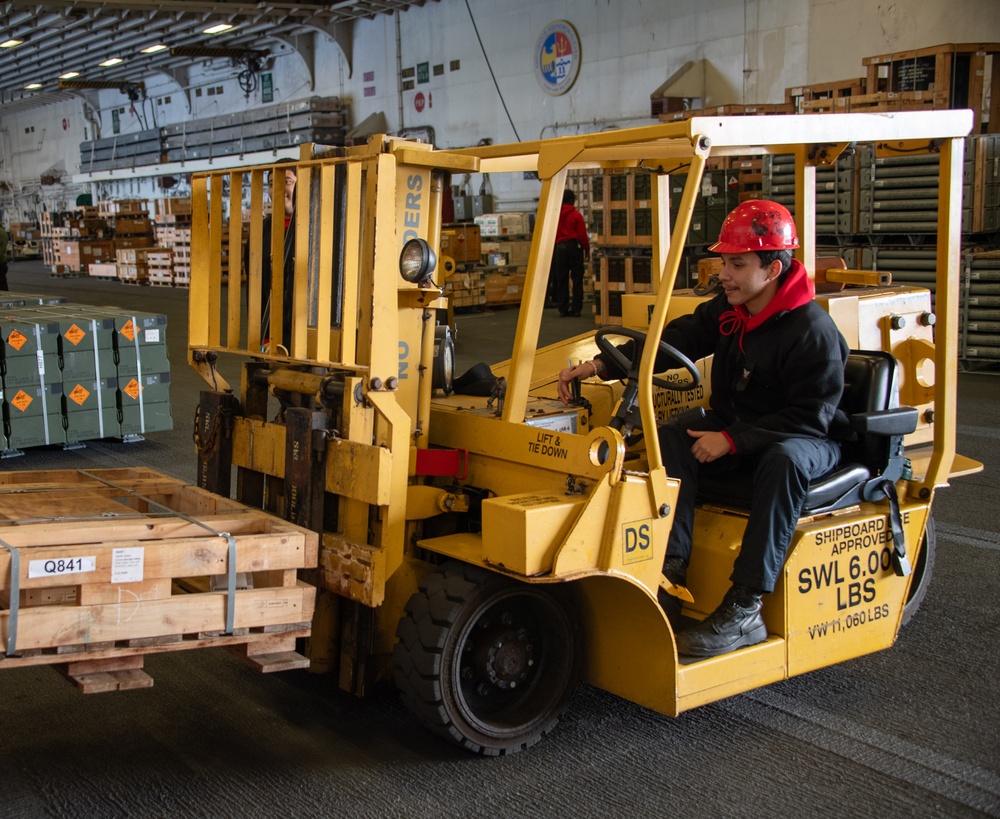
(697, 351, 919, 516)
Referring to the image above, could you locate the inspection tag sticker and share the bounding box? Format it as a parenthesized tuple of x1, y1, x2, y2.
(111, 547, 144, 583)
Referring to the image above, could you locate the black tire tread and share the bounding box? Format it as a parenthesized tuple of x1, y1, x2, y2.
(393, 561, 577, 756)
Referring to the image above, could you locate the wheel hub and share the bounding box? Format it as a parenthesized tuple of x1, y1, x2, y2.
(471, 623, 534, 690)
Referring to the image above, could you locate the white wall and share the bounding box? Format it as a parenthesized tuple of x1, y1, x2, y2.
(1, 0, 998, 222)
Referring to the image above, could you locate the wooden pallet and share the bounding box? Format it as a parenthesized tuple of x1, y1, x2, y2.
(0, 468, 318, 693)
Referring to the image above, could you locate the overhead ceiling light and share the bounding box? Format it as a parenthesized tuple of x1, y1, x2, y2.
(25, 83, 43, 89)
(1, 39, 24, 48)
(203, 23, 234, 35)
(60, 71, 81, 79)
(141, 44, 167, 54)
(99, 57, 124, 67)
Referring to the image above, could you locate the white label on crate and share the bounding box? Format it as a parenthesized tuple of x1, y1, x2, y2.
(111, 547, 144, 583)
(144, 329, 160, 343)
(29, 556, 96, 578)
(36, 350, 45, 375)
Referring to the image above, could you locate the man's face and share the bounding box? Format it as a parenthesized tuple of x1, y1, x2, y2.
(718, 252, 782, 315)
(268, 169, 297, 216)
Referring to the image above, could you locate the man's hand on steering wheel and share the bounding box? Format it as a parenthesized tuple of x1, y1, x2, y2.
(594, 326, 700, 391)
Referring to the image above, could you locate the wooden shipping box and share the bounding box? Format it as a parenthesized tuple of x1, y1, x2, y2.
(0, 468, 318, 689)
(60, 240, 116, 271)
(440, 224, 481, 263)
(484, 271, 526, 304)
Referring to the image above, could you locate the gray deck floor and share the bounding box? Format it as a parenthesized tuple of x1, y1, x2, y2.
(1, 261, 997, 818)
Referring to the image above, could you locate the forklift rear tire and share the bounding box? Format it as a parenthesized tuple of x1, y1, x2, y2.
(901, 514, 936, 628)
(394, 561, 582, 756)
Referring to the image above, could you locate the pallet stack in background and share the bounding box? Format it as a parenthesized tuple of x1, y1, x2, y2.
(659, 43, 999, 130)
(38, 198, 201, 286)
(153, 198, 194, 285)
(0, 301, 172, 454)
(567, 163, 745, 325)
(40, 207, 116, 274)
(642, 42, 1000, 365)
(439, 214, 536, 310)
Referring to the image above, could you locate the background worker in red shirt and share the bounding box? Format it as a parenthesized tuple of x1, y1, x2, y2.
(551, 189, 590, 317)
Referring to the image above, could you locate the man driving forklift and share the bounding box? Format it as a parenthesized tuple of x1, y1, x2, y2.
(558, 200, 849, 658)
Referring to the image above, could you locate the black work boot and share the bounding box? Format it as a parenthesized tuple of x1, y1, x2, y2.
(657, 556, 688, 628)
(675, 583, 767, 658)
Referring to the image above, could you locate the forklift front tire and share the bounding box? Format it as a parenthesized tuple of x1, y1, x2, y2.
(394, 561, 582, 756)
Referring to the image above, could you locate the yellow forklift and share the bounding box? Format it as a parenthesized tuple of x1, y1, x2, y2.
(189, 110, 982, 755)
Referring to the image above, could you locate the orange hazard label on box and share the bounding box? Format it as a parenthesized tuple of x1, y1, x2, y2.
(119, 320, 135, 342)
(123, 378, 142, 400)
(64, 324, 87, 346)
(6, 330, 28, 351)
(11, 390, 32, 411)
(69, 384, 90, 405)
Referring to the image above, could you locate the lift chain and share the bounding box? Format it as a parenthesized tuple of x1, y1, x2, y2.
(192, 401, 234, 459)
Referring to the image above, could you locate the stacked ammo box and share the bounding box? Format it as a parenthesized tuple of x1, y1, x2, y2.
(475, 213, 532, 307)
(1, 302, 171, 453)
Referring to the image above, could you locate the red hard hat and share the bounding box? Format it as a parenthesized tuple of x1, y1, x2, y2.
(708, 200, 799, 253)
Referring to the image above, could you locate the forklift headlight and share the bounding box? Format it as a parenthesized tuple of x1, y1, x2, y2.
(399, 238, 437, 284)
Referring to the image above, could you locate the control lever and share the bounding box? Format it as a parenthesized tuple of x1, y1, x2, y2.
(665, 406, 706, 428)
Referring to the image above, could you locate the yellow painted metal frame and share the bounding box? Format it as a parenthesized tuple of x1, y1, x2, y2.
(436, 111, 976, 713)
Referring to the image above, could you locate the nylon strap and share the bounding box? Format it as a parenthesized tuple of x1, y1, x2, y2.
(881, 480, 911, 577)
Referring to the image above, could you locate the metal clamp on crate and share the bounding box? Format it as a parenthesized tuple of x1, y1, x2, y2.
(0, 539, 21, 657)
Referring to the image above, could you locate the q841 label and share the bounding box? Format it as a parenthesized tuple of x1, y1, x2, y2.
(28, 556, 97, 579)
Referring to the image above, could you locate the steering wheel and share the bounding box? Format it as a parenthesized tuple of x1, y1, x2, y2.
(594, 326, 701, 392)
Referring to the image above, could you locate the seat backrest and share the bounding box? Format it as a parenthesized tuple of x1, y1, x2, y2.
(839, 350, 898, 469)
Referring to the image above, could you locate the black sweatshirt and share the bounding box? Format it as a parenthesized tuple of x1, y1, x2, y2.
(598, 260, 849, 454)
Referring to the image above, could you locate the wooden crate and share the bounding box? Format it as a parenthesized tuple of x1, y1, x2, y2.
(97, 200, 148, 216)
(846, 91, 937, 113)
(786, 78, 866, 113)
(863, 42, 1000, 132)
(592, 256, 654, 324)
(484, 271, 526, 305)
(443, 268, 486, 308)
(87, 262, 118, 279)
(659, 103, 794, 122)
(155, 198, 192, 217)
(440, 224, 482, 264)
(0, 468, 317, 692)
(591, 169, 657, 247)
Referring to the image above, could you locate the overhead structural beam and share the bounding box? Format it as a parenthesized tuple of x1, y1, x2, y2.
(275, 19, 354, 86)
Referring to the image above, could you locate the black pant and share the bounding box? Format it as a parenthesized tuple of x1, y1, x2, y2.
(0, 261, 7, 291)
(660, 412, 841, 593)
(552, 241, 584, 315)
